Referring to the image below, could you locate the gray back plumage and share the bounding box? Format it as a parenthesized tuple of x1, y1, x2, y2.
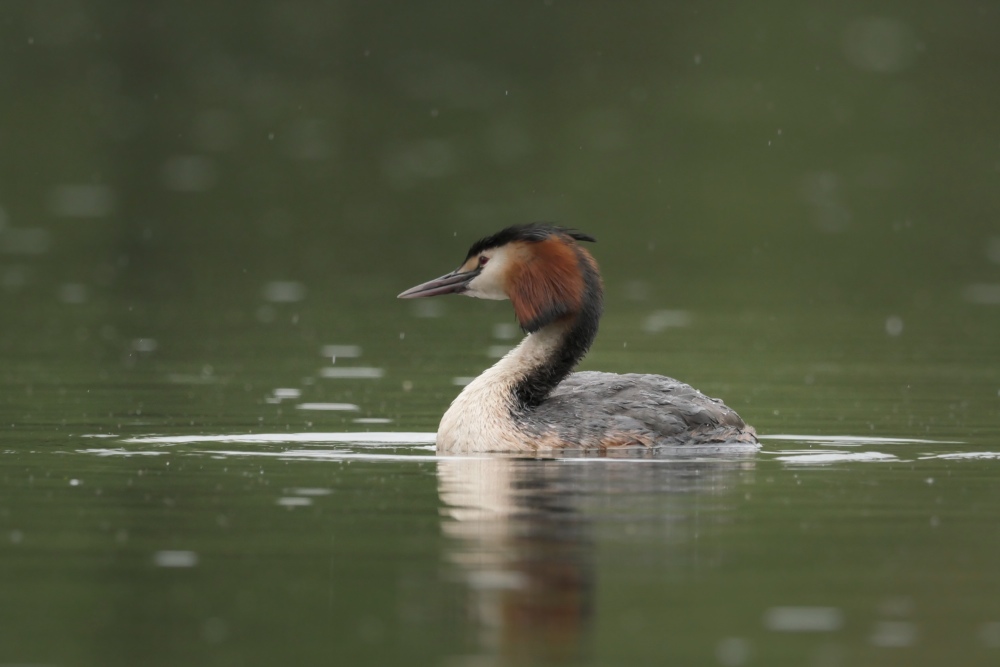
(524, 371, 756, 449)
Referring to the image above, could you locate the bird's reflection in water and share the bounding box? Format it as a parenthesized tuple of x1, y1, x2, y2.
(437, 452, 755, 665)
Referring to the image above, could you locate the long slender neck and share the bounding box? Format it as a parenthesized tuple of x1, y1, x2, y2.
(512, 309, 599, 409)
(511, 262, 603, 409)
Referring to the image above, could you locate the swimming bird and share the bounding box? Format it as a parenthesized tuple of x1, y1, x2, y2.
(398, 223, 757, 453)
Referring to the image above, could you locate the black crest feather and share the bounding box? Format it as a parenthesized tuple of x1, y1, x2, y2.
(465, 223, 596, 260)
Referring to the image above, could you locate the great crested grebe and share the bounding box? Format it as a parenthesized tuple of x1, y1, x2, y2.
(399, 223, 757, 453)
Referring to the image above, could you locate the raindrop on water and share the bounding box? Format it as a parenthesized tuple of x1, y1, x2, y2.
(153, 550, 198, 568)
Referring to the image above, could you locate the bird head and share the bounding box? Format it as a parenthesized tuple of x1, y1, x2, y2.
(398, 223, 600, 332)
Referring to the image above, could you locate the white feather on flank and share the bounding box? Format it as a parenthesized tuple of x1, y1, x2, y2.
(437, 322, 569, 453)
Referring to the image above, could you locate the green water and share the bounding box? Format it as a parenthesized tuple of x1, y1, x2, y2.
(3, 1, 1000, 665)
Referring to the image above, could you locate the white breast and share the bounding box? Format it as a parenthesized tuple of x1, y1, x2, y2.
(436, 325, 567, 453)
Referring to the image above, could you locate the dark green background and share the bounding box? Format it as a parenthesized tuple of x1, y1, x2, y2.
(3, 1, 999, 310)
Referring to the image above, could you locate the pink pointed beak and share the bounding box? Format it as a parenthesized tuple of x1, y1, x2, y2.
(397, 268, 481, 299)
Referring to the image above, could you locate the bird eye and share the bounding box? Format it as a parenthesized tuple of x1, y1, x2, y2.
(478, 255, 489, 267)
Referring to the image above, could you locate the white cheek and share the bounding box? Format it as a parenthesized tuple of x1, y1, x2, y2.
(465, 269, 509, 300)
